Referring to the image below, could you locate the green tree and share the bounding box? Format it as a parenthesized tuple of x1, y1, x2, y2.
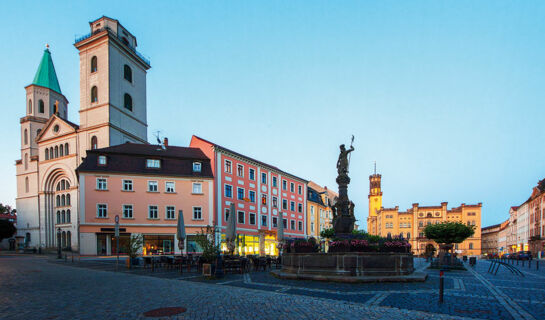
(195, 225, 220, 263)
(0, 220, 16, 242)
(424, 222, 475, 245)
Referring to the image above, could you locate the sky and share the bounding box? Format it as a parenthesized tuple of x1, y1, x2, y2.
(1, 1, 544, 228)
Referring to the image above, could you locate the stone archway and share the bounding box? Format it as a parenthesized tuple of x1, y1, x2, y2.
(41, 167, 74, 249)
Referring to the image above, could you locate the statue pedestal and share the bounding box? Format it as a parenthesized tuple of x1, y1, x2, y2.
(333, 215, 355, 234)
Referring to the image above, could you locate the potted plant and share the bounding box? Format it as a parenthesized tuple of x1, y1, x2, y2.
(195, 225, 221, 277)
(125, 234, 143, 268)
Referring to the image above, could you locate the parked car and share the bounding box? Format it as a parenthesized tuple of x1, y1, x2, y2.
(516, 251, 532, 260)
(501, 253, 511, 259)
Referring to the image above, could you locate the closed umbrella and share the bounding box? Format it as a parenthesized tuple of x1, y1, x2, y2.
(277, 212, 284, 242)
(225, 203, 236, 254)
(177, 210, 186, 251)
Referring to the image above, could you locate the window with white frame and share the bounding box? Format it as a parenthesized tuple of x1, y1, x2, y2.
(261, 215, 267, 226)
(272, 197, 278, 208)
(272, 176, 277, 188)
(148, 205, 158, 219)
(282, 180, 287, 190)
(224, 184, 232, 198)
(237, 164, 244, 177)
(98, 155, 107, 165)
(237, 211, 245, 224)
(290, 201, 295, 211)
(249, 212, 256, 225)
(249, 190, 256, 203)
(311, 222, 315, 233)
(298, 203, 303, 213)
(290, 182, 294, 192)
(261, 172, 267, 184)
(237, 187, 244, 200)
(282, 199, 288, 210)
(192, 182, 202, 194)
(193, 162, 202, 173)
(291, 220, 295, 230)
(148, 181, 158, 192)
(165, 181, 175, 193)
(166, 206, 176, 219)
(122, 179, 133, 191)
(146, 159, 160, 168)
(96, 178, 107, 190)
(249, 168, 255, 180)
(298, 185, 302, 195)
(97, 204, 108, 218)
(193, 207, 203, 220)
(298, 221, 303, 231)
(123, 205, 133, 218)
(225, 160, 232, 173)
(272, 217, 278, 227)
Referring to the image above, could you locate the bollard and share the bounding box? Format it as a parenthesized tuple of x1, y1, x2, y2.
(537, 261, 539, 270)
(439, 270, 444, 303)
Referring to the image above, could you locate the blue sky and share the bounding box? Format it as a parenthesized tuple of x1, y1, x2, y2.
(1, 1, 544, 227)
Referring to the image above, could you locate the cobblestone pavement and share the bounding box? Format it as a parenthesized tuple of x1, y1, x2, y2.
(1, 255, 543, 319)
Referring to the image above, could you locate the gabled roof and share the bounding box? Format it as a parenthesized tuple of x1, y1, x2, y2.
(31, 48, 62, 94)
(35, 115, 78, 142)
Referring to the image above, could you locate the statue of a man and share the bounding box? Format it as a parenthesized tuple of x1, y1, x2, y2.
(336, 144, 355, 175)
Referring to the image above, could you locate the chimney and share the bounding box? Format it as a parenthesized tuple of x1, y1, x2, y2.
(163, 137, 169, 147)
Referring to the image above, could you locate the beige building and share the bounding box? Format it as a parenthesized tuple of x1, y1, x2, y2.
(306, 182, 336, 239)
(16, 16, 151, 251)
(367, 172, 482, 256)
(481, 223, 501, 256)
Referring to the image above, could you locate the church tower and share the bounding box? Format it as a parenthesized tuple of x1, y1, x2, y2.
(367, 164, 382, 235)
(74, 16, 150, 156)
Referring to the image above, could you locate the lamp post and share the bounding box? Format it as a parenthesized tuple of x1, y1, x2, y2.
(57, 227, 62, 259)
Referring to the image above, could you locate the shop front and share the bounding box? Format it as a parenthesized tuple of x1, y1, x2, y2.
(143, 234, 175, 255)
(96, 231, 130, 256)
(219, 232, 278, 256)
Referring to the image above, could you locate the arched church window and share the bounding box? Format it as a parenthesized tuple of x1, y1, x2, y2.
(91, 86, 98, 103)
(25, 177, 29, 193)
(124, 93, 133, 111)
(65, 181, 70, 189)
(59, 144, 64, 157)
(66, 210, 71, 223)
(28, 99, 32, 114)
(61, 195, 65, 206)
(56, 211, 60, 224)
(39, 100, 44, 113)
(50, 147, 54, 159)
(24, 153, 28, 170)
(91, 136, 98, 150)
(56, 195, 60, 207)
(54, 146, 59, 158)
(67, 231, 71, 247)
(65, 143, 69, 155)
(62, 210, 66, 224)
(45, 149, 49, 160)
(61, 180, 65, 190)
(91, 56, 98, 73)
(56, 183, 60, 191)
(24, 129, 28, 145)
(66, 194, 71, 206)
(124, 65, 132, 82)
(61, 231, 66, 247)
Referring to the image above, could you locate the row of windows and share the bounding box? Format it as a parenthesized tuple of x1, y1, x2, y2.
(225, 209, 303, 231)
(223, 184, 303, 212)
(97, 204, 202, 220)
(28, 99, 48, 114)
(90, 56, 132, 83)
(55, 194, 71, 207)
(56, 209, 71, 224)
(223, 160, 302, 194)
(45, 143, 70, 160)
(96, 178, 203, 194)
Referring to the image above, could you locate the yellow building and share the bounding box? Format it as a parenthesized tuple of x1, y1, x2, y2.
(367, 172, 482, 256)
(307, 181, 337, 239)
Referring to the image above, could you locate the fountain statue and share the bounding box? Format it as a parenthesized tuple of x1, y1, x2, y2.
(332, 139, 356, 234)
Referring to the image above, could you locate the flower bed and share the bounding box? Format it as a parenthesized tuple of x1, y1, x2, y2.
(328, 239, 411, 253)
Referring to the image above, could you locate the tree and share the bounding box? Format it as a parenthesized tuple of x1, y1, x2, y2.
(195, 225, 220, 264)
(424, 222, 475, 245)
(0, 220, 16, 242)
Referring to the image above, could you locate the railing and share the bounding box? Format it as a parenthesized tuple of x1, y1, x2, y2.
(74, 27, 151, 66)
(487, 259, 524, 276)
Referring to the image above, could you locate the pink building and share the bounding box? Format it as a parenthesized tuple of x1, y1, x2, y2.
(190, 136, 307, 256)
(77, 142, 214, 256)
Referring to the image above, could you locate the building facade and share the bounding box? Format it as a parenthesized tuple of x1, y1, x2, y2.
(306, 182, 336, 239)
(190, 136, 307, 256)
(15, 16, 151, 251)
(481, 223, 501, 256)
(77, 143, 214, 256)
(366, 172, 482, 256)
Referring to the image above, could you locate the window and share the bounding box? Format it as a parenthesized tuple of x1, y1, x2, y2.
(272, 217, 278, 228)
(261, 215, 267, 226)
(193, 207, 202, 220)
(124, 64, 132, 82)
(237, 164, 244, 177)
(165, 182, 175, 193)
(61, 195, 66, 206)
(91, 136, 98, 149)
(62, 210, 66, 223)
(261, 194, 267, 205)
(298, 221, 303, 231)
(298, 203, 303, 213)
(24, 129, 28, 145)
(407, 232, 411, 239)
(166, 206, 176, 219)
(65, 143, 69, 155)
(283, 218, 288, 229)
(249, 191, 256, 203)
(419, 221, 423, 227)
(290, 220, 295, 230)
(290, 183, 294, 192)
(24, 153, 28, 170)
(290, 201, 295, 211)
(96, 178, 107, 190)
(237, 211, 245, 224)
(123, 180, 133, 191)
(225, 208, 231, 222)
(148, 181, 158, 192)
(311, 222, 314, 233)
(282, 180, 287, 190)
(192, 183, 202, 194)
(45, 149, 49, 160)
(39, 100, 44, 113)
(261, 172, 267, 184)
(469, 242, 474, 250)
(249, 212, 256, 225)
(91, 56, 97, 73)
(249, 168, 255, 180)
(298, 185, 302, 195)
(25, 177, 29, 193)
(224, 160, 232, 173)
(225, 185, 232, 198)
(54, 146, 58, 158)
(56, 211, 60, 224)
(124, 93, 133, 111)
(123, 205, 133, 218)
(146, 159, 160, 168)
(28, 99, 32, 114)
(98, 155, 107, 165)
(91, 86, 98, 103)
(66, 209, 71, 223)
(282, 199, 288, 210)
(272, 197, 278, 208)
(148, 206, 158, 219)
(237, 187, 244, 200)
(193, 162, 202, 172)
(272, 176, 277, 188)
(97, 204, 107, 218)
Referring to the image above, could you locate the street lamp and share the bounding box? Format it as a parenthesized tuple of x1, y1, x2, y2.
(57, 227, 62, 259)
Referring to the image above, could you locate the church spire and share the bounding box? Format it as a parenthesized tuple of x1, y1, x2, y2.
(32, 45, 62, 94)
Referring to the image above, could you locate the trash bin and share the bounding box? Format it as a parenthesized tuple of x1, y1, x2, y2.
(469, 257, 476, 266)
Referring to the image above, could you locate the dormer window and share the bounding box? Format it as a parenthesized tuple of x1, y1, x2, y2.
(146, 159, 160, 168)
(98, 155, 107, 165)
(193, 162, 202, 173)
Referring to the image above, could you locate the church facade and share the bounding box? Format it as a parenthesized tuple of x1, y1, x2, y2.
(16, 16, 150, 251)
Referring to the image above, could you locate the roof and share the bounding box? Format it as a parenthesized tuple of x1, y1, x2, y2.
(32, 48, 61, 94)
(482, 223, 501, 231)
(307, 186, 325, 206)
(192, 135, 308, 183)
(77, 142, 214, 178)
